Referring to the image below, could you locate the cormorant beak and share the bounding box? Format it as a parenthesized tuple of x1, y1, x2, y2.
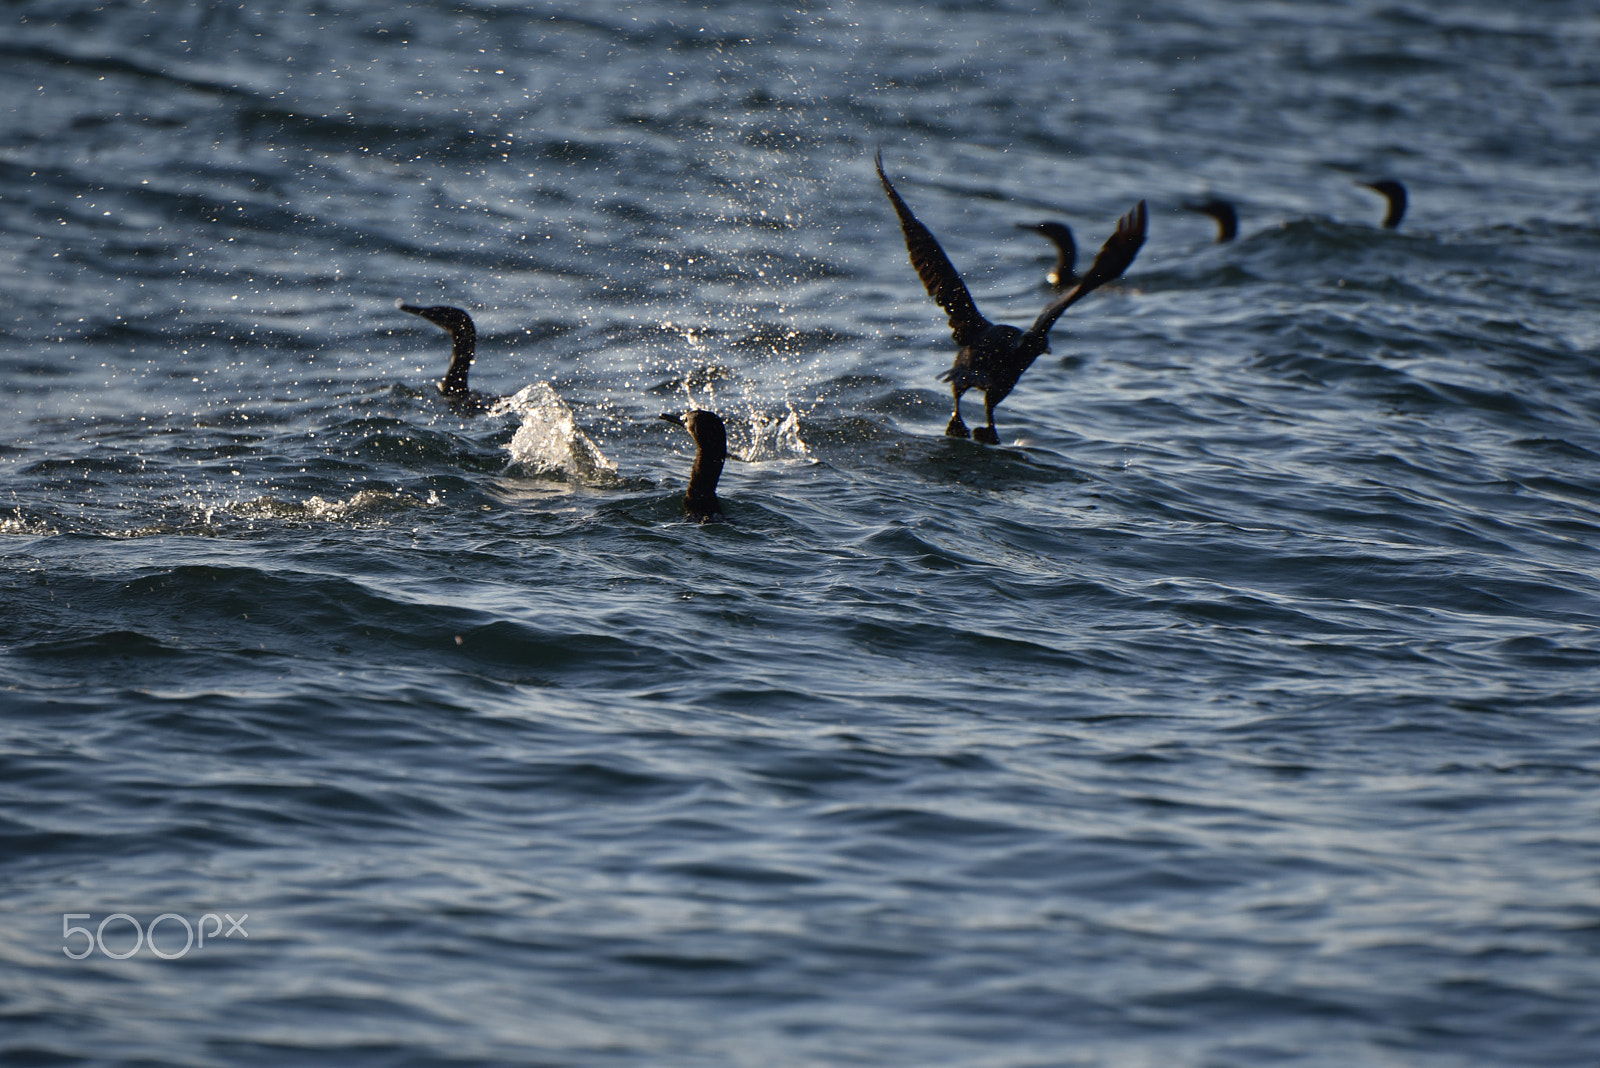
(397, 300, 442, 325)
(658, 412, 685, 427)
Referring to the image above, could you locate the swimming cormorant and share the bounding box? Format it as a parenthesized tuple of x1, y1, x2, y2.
(1183, 198, 1238, 243)
(659, 410, 727, 522)
(1360, 180, 1407, 230)
(876, 151, 1147, 444)
(396, 300, 498, 415)
(1016, 221, 1077, 288)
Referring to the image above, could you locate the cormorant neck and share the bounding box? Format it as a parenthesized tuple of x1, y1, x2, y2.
(1212, 209, 1238, 242)
(1021, 223, 1077, 287)
(439, 331, 474, 397)
(686, 454, 724, 519)
(1364, 180, 1407, 230)
(660, 410, 729, 521)
(1381, 191, 1406, 230)
(1051, 247, 1076, 288)
(1184, 199, 1238, 243)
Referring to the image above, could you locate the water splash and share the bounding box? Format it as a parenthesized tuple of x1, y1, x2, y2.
(740, 404, 810, 462)
(0, 509, 58, 537)
(498, 383, 617, 484)
(230, 489, 439, 524)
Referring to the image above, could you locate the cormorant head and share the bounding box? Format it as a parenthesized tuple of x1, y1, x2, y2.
(397, 301, 477, 347)
(1182, 198, 1239, 242)
(1018, 221, 1075, 248)
(659, 410, 728, 463)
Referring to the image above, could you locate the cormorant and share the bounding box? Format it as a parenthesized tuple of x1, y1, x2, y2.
(659, 410, 727, 522)
(1016, 221, 1077, 288)
(1183, 198, 1238, 243)
(1360, 180, 1407, 230)
(876, 151, 1148, 444)
(395, 300, 498, 415)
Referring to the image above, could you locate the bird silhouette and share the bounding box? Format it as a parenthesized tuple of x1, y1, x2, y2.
(877, 151, 1147, 443)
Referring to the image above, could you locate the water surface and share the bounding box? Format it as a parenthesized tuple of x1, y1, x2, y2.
(4, 2, 1600, 1065)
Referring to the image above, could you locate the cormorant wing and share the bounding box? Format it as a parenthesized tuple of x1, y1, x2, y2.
(876, 150, 992, 348)
(1024, 200, 1146, 340)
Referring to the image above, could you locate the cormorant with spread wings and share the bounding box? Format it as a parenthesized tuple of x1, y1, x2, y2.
(877, 151, 1147, 443)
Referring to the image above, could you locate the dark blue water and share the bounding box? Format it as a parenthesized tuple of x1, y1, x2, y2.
(4, 2, 1600, 1064)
